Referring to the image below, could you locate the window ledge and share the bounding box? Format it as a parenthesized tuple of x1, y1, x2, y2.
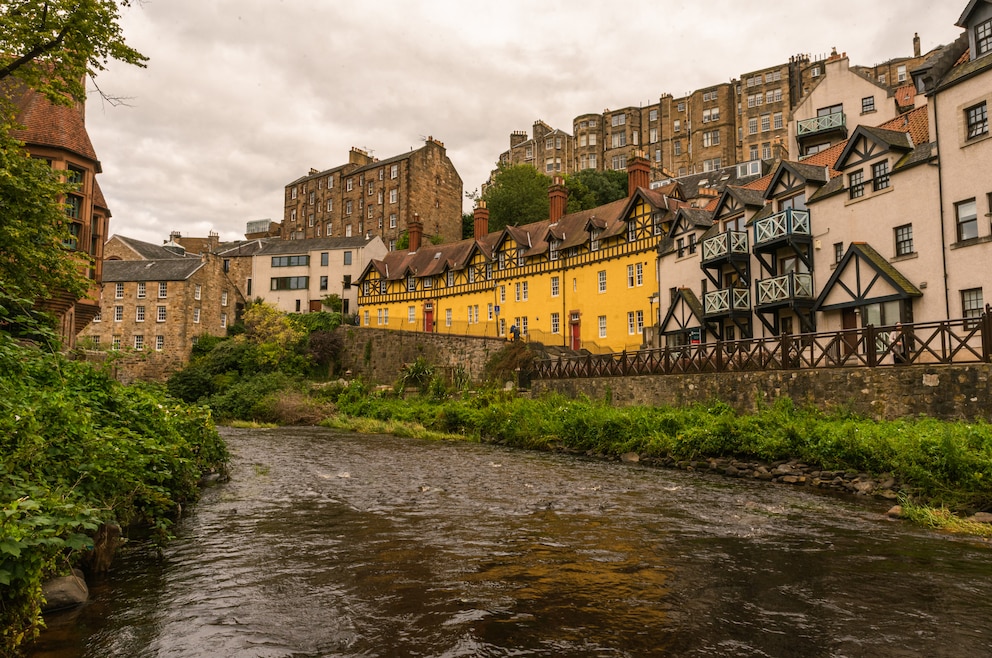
(950, 234, 992, 250)
(891, 251, 919, 263)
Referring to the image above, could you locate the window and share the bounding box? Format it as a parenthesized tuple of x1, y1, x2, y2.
(978, 18, 992, 56)
(897, 64, 907, 83)
(627, 264, 636, 288)
(383, 308, 389, 325)
(220, 313, 227, 329)
(962, 288, 984, 323)
(407, 275, 416, 291)
(760, 113, 771, 132)
(673, 120, 681, 133)
(598, 315, 607, 338)
(112, 335, 121, 350)
(135, 306, 145, 322)
(872, 161, 890, 191)
(515, 283, 521, 302)
(389, 189, 398, 204)
(862, 96, 875, 113)
(811, 65, 821, 77)
(345, 200, 353, 215)
(966, 102, 988, 139)
(649, 109, 658, 121)
(522, 281, 529, 301)
(327, 199, 333, 212)
(612, 113, 626, 126)
(598, 270, 607, 293)
(895, 224, 914, 256)
(636, 263, 644, 286)
(703, 130, 720, 147)
(488, 303, 494, 321)
(133, 335, 144, 351)
(408, 306, 416, 324)
(677, 102, 685, 112)
(500, 286, 506, 303)
(319, 275, 328, 291)
(390, 164, 399, 179)
(193, 308, 201, 323)
(270, 276, 309, 290)
(636, 310, 644, 334)
(773, 112, 783, 130)
(673, 140, 682, 156)
(551, 276, 560, 297)
(748, 118, 758, 135)
(833, 242, 844, 264)
(114, 305, 123, 322)
(136, 282, 146, 298)
(346, 178, 353, 192)
(194, 284, 201, 300)
(956, 199, 978, 241)
(849, 170, 865, 199)
(551, 312, 560, 334)
(363, 310, 369, 326)
(445, 308, 452, 327)
(155, 335, 164, 351)
(157, 305, 166, 322)
(628, 312, 636, 335)
(113, 282, 124, 299)
(272, 255, 309, 268)
(344, 251, 353, 266)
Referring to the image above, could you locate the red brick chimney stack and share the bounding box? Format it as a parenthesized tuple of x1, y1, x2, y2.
(627, 152, 650, 196)
(474, 201, 490, 240)
(549, 176, 567, 224)
(408, 213, 423, 252)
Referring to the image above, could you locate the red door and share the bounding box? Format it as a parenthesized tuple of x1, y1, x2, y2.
(570, 316, 581, 351)
(842, 308, 858, 355)
(424, 302, 434, 333)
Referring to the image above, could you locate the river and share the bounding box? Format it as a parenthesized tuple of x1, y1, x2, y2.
(28, 426, 992, 657)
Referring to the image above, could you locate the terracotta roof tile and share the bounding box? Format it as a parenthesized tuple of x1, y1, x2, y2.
(3, 81, 99, 164)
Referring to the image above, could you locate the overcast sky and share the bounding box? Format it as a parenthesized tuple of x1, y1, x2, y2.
(85, 0, 966, 246)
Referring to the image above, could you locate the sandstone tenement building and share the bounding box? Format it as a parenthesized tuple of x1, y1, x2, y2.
(281, 137, 463, 250)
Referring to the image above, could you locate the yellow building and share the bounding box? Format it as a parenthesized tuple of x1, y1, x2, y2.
(356, 156, 687, 353)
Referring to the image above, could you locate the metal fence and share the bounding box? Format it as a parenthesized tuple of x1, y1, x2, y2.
(534, 313, 992, 380)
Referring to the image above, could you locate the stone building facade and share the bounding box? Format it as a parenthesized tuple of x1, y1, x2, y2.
(498, 120, 575, 176)
(80, 236, 244, 358)
(281, 137, 463, 249)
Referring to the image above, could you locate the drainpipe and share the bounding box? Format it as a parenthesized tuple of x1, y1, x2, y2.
(932, 94, 952, 320)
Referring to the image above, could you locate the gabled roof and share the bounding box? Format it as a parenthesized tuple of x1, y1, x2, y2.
(102, 258, 204, 283)
(834, 124, 915, 171)
(957, 0, 992, 27)
(659, 288, 706, 334)
(814, 242, 922, 311)
(256, 236, 377, 255)
(108, 235, 197, 260)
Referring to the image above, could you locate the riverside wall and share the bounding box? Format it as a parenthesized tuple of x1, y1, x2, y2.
(532, 363, 992, 422)
(335, 326, 507, 386)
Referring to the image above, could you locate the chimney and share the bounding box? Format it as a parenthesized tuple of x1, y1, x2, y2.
(474, 201, 490, 240)
(549, 176, 567, 224)
(627, 152, 650, 195)
(408, 213, 423, 252)
(169, 230, 182, 243)
(913, 32, 921, 58)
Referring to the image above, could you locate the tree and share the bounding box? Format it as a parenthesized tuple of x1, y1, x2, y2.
(565, 169, 628, 212)
(480, 163, 552, 231)
(0, 0, 147, 107)
(0, 0, 146, 310)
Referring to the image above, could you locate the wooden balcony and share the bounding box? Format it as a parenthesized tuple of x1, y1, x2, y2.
(703, 287, 751, 318)
(755, 272, 814, 309)
(753, 208, 811, 251)
(700, 230, 749, 266)
(796, 111, 847, 142)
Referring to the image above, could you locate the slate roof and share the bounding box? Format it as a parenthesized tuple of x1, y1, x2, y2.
(256, 236, 377, 255)
(109, 235, 197, 260)
(102, 258, 204, 283)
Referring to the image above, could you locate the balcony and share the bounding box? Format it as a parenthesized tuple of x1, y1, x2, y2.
(753, 208, 811, 251)
(755, 272, 814, 308)
(796, 111, 847, 142)
(703, 287, 751, 318)
(701, 230, 749, 266)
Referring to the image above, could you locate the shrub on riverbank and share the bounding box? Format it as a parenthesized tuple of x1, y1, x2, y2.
(315, 384, 992, 514)
(1, 319, 228, 655)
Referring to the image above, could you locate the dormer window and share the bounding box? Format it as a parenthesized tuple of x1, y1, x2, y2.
(590, 231, 601, 252)
(550, 238, 561, 260)
(977, 17, 992, 57)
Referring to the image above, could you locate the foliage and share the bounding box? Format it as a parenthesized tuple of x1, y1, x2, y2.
(480, 163, 552, 231)
(0, 328, 226, 653)
(242, 301, 306, 370)
(321, 293, 344, 313)
(483, 341, 537, 385)
(397, 357, 435, 393)
(461, 212, 475, 239)
(395, 231, 409, 250)
(307, 330, 344, 376)
(0, 0, 147, 108)
(565, 169, 628, 213)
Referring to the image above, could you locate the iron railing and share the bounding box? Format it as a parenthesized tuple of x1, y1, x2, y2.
(534, 315, 992, 380)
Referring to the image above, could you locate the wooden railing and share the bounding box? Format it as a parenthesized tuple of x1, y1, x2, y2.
(534, 315, 992, 380)
(796, 111, 845, 137)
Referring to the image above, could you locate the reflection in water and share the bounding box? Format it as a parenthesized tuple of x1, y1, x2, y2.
(29, 427, 992, 657)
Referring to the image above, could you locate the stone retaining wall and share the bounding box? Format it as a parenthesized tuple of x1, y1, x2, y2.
(532, 363, 992, 422)
(334, 326, 507, 385)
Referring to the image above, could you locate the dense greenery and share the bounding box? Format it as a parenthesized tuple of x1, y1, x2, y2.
(478, 165, 630, 233)
(0, 306, 227, 655)
(167, 303, 348, 422)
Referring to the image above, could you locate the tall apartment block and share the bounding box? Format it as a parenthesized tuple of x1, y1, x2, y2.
(498, 120, 575, 176)
(282, 137, 463, 250)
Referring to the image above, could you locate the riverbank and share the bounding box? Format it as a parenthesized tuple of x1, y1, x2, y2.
(270, 382, 992, 539)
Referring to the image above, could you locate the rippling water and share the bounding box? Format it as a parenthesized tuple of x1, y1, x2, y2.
(29, 426, 992, 657)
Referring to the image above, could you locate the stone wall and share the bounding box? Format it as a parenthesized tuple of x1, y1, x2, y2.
(335, 326, 507, 385)
(532, 363, 992, 422)
(80, 350, 186, 385)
